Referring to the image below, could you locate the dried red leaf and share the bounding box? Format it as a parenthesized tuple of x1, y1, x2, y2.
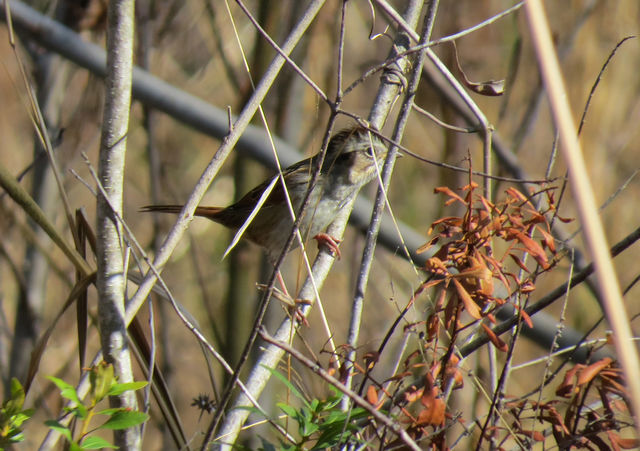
(421, 278, 446, 291)
(508, 253, 530, 272)
(507, 229, 550, 269)
(403, 350, 421, 369)
(481, 253, 511, 293)
(455, 260, 494, 297)
(536, 225, 557, 253)
(452, 278, 482, 319)
(463, 251, 493, 297)
(385, 372, 412, 383)
(520, 280, 536, 293)
(434, 186, 467, 205)
(577, 358, 613, 386)
(478, 195, 495, 214)
(612, 398, 628, 413)
(326, 355, 339, 378)
(610, 434, 640, 449)
(602, 377, 628, 398)
(417, 235, 440, 253)
(444, 363, 464, 390)
(490, 216, 504, 233)
(366, 385, 379, 406)
(415, 395, 446, 426)
(404, 385, 423, 403)
(518, 429, 545, 441)
(556, 364, 584, 397)
(481, 323, 508, 352)
(524, 210, 546, 224)
(416, 374, 446, 426)
(456, 260, 492, 281)
(364, 351, 380, 371)
(478, 276, 494, 297)
(432, 216, 465, 228)
(443, 289, 457, 330)
(435, 287, 447, 310)
(460, 181, 479, 192)
(426, 314, 439, 342)
(352, 362, 366, 378)
(462, 75, 505, 96)
(514, 305, 534, 329)
(425, 256, 449, 275)
(547, 408, 569, 429)
(505, 271, 521, 286)
(447, 354, 460, 366)
(556, 214, 574, 223)
(508, 213, 525, 229)
(506, 187, 530, 204)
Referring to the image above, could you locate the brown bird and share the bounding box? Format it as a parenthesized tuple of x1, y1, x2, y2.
(142, 126, 389, 260)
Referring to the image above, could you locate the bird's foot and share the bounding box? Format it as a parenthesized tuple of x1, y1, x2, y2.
(314, 233, 342, 259)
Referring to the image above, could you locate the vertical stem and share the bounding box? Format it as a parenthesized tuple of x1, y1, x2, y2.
(96, 0, 139, 448)
(525, 0, 640, 433)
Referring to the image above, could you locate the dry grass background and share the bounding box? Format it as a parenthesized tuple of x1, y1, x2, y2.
(0, 0, 639, 448)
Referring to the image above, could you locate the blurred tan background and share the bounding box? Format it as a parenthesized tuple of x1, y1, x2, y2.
(0, 0, 639, 448)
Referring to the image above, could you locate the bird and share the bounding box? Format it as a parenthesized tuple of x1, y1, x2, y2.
(142, 126, 389, 261)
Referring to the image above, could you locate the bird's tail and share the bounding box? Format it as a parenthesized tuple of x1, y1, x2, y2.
(140, 205, 225, 221)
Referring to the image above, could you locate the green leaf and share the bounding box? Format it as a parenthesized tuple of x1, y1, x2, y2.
(107, 381, 148, 397)
(4, 378, 26, 414)
(315, 422, 365, 449)
(44, 420, 73, 442)
(46, 376, 88, 419)
(99, 410, 149, 430)
(314, 430, 341, 449)
(90, 364, 115, 402)
(80, 435, 118, 449)
(300, 405, 314, 422)
(262, 366, 310, 408)
(351, 407, 371, 419)
(300, 420, 319, 437)
(70, 405, 89, 420)
(47, 377, 82, 406)
(11, 410, 34, 427)
(4, 431, 25, 444)
(276, 403, 298, 420)
(94, 408, 122, 416)
(322, 394, 343, 411)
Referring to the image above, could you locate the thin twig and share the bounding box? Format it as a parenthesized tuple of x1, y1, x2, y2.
(577, 36, 635, 136)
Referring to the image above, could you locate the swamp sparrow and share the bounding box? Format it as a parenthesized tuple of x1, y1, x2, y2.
(142, 126, 389, 260)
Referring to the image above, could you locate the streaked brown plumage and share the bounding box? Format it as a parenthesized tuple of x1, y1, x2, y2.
(142, 126, 388, 259)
